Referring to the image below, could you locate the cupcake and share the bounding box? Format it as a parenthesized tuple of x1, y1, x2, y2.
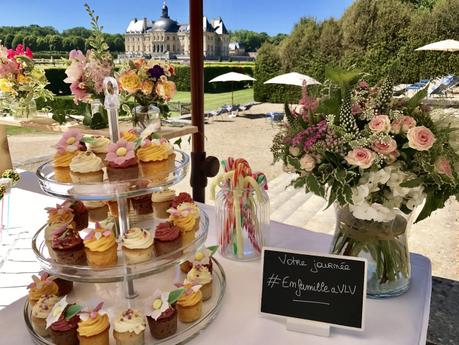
(99, 215, 117, 235)
(27, 272, 59, 307)
(154, 222, 182, 257)
(47, 298, 81, 345)
(186, 266, 213, 301)
(87, 135, 111, 163)
(54, 278, 74, 296)
(168, 202, 200, 246)
(83, 201, 109, 222)
(171, 192, 193, 209)
(69, 151, 104, 183)
(64, 200, 88, 231)
(121, 129, 139, 142)
(151, 189, 175, 219)
(84, 225, 118, 267)
(137, 138, 175, 182)
(146, 288, 184, 339)
(176, 283, 203, 323)
(106, 139, 139, 182)
(44, 203, 75, 258)
(53, 129, 84, 183)
(121, 227, 154, 264)
(113, 309, 146, 345)
(130, 194, 153, 215)
(51, 224, 86, 265)
(77, 303, 110, 345)
(180, 246, 216, 274)
(31, 294, 61, 337)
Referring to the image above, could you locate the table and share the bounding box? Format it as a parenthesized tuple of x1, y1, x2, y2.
(0, 186, 431, 345)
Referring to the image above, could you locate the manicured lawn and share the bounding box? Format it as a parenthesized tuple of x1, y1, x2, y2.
(173, 88, 254, 112)
(6, 126, 46, 135)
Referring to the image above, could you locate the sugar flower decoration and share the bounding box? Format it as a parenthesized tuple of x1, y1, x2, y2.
(105, 139, 136, 167)
(56, 129, 83, 154)
(79, 302, 105, 321)
(175, 282, 202, 295)
(27, 271, 56, 290)
(191, 248, 213, 266)
(147, 289, 170, 321)
(46, 296, 68, 329)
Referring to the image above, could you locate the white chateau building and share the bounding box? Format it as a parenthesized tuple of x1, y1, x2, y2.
(124, 1, 229, 59)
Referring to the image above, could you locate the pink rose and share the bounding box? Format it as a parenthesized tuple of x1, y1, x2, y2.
(368, 115, 391, 133)
(434, 157, 453, 178)
(407, 126, 436, 151)
(289, 146, 301, 157)
(373, 138, 397, 155)
(386, 150, 400, 164)
(391, 119, 402, 134)
(401, 116, 416, 132)
(299, 154, 315, 172)
(345, 148, 375, 169)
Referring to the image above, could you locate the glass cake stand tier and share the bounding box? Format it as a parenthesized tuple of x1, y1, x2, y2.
(36, 149, 189, 201)
(25, 258, 226, 345)
(32, 208, 209, 283)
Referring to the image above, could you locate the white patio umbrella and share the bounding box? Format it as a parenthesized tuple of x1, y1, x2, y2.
(209, 72, 256, 106)
(264, 72, 321, 87)
(415, 39, 459, 52)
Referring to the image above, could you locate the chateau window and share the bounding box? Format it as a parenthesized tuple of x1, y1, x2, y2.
(166, 36, 169, 40)
(167, 44, 170, 51)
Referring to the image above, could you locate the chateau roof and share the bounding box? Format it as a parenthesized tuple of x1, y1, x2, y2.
(126, 18, 153, 33)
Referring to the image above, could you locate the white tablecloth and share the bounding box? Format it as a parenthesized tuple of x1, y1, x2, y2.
(0, 186, 431, 345)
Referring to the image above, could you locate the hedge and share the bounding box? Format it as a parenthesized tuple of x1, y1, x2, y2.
(43, 65, 256, 97)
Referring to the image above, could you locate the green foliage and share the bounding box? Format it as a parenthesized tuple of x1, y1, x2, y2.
(84, 3, 110, 60)
(229, 30, 269, 52)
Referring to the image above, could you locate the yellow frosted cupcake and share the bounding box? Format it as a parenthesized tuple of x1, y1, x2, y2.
(176, 283, 203, 323)
(27, 273, 59, 307)
(78, 304, 110, 345)
(186, 266, 213, 301)
(168, 202, 200, 245)
(121, 129, 139, 142)
(137, 138, 175, 182)
(70, 151, 104, 183)
(54, 129, 84, 183)
(121, 227, 154, 264)
(83, 225, 118, 267)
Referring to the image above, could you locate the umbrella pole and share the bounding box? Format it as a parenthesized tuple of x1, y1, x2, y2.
(232, 81, 234, 107)
(189, 0, 219, 203)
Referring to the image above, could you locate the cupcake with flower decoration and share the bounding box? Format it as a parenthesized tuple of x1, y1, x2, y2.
(47, 296, 82, 345)
(31, 294, 61, 337)
(175, 282, 203, 323)
(77, 302, 110, 345)
(179, 246, 216, 274)
(136, 138, 175, 182)
(27, 272, 59, 307)
(168, 202, 200, 246)
(146, 288, 184, 339)
(63, 199, 89, 231)
(186, 266, 213, 301)
(45, 202, 75, 257)
(121, 129, 139, 143)
(51, 223, 86, 265)
(53, 129, 85, 183)
(105, 139, 139, 182)
(83, 223, 118, 267)
(113, 308, 146, 345)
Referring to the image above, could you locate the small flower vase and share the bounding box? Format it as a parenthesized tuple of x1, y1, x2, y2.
(331, 205, 413, 298)
(133, 104, 161, 131)
(11, 98, 37, 119)
(215, 185, 269, 261)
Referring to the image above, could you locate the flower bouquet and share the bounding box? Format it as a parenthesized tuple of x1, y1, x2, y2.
(0, 44, 53, 118)
(272, 67, 459, 297)
(117, 59, 176, 130)
(63, 3, 114, 129)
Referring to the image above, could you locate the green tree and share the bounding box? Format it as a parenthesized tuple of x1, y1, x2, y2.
(3, 33, 14, 48)
(36, 36, 49, 51)
(230, 30, 270, 51)
(268, 33, 288, 45)
(23, 35, 37, 50)
(63, 27, 92, 38)
(11, 33, 25, 48)
(47, 35, 63, 51)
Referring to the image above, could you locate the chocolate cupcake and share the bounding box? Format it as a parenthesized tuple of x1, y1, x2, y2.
(146, 289, 184, 340)
(54, 278, 74, 296)
(51, 225, 86, 265)
(47, 299, 81, 345)
(154, 222, 182, 257)
(66, 200, 88, 231)
(130, 194, 153, 215)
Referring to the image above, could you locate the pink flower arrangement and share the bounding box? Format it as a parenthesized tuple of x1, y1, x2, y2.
(105, 139, 137, 168)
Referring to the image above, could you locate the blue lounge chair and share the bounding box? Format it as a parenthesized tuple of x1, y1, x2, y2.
(429, 75, 459, 97)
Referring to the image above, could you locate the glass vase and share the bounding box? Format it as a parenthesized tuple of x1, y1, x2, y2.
(11, 98, 37, 119)
(331, 205, 413, 298)
(133, 104, 161, 131)
(215, 185, 269, 261)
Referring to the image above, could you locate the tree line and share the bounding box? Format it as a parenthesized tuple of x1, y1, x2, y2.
(254, 0, 459, 102)
(229, 30, 287, 52)
(0, 25, 124, 52)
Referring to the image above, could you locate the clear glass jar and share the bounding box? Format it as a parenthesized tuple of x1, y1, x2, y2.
(331, 205, 414, 298)
(11, 98, 37, 119)
(133, 104, 161, 131)
(215, 185, 269, 261)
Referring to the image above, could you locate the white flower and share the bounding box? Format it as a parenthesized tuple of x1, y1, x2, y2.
(352, 184, 369, 205)
(46, 296, 68, 329)
(299, 154, 316, 172)
(350, 202, 396, 222)
(147, 289, 170, 321)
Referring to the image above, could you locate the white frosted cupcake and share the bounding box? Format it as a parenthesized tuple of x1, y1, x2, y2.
(69, 151, 104, 183)
(83, 200, 109, 222)
(122, 228, 154, 264)
(113, 308, 146, 345)
(151, 189, 176, 219)
(87, 136, 111, 164)
(186, 266, 213, 301)
(31, 295, 61, 337)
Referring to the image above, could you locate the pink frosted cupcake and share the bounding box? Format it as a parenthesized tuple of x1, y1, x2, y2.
(105, 139, 139, 182)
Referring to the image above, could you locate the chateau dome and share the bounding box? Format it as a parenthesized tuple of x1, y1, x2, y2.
(151, 2, 179, 32)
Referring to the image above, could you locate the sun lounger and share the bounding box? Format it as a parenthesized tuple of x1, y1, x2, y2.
(266, 112, 285, 127)
(429, 75, 459, 97)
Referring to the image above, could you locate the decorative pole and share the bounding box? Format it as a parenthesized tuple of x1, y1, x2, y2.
(189, 0, 219, 203)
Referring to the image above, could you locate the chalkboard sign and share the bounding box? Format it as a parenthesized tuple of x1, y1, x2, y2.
(260, 247, 367, 330)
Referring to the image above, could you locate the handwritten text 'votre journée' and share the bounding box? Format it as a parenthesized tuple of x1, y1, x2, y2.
(278, 254, 351, 273)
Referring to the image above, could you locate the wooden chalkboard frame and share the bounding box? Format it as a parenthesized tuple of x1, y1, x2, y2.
(259, 247, 367, 332)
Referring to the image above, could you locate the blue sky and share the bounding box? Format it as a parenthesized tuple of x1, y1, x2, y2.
(0, 0, 353, 35)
